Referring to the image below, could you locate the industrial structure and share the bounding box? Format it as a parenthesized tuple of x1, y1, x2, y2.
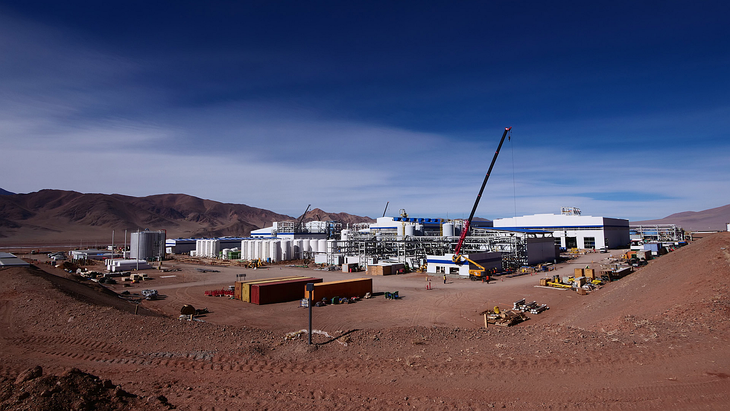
(629, 224, 685, 243)
(160, 129, 638, 279)
(493, 207, 630, 250)
(130, 230, 166, 261)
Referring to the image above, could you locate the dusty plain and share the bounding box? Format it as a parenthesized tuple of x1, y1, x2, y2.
(1, 233, 729, 410)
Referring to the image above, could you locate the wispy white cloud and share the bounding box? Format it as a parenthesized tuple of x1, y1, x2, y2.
(1, 7, 728, 223)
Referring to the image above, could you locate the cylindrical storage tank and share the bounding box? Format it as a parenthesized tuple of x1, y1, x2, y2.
(301, 239, 310, 254)
(405, 224, 415, 237)
(240, 241, 247, 259)
(292, 239, 302, 259)
(397, 224, 405, 237)
(310, 239, 318, 253)
(269, 240, 280, 262)
(262, 240, 271, 261)
(317, 239, 326, 253)
(253, 240, 262, 260)
(278, 240, 288, 261)
(443, 223, 454, 237)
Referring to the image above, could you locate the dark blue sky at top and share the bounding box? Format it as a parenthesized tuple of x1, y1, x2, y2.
(6, 0, 727, 139)
(1, 1, 728, 219)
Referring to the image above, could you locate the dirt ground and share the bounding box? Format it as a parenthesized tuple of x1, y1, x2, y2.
(1, 234, 729, 410)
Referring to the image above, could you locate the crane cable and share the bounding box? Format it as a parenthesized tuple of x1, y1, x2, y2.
(510, 128, 517, 217)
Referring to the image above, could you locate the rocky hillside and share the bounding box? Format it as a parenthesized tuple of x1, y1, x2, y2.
(0, 190, 372, 245)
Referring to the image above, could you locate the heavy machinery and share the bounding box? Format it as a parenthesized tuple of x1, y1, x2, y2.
(452, 127, 512, 281)
(296, 204, 311, 233)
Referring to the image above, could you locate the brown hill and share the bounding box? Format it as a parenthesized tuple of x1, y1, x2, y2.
(0, 190, 371, 246)
(632, 203, 730, 231)
(301, 208, 375, 226)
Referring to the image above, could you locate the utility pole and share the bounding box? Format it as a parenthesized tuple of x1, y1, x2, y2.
(306, 283, 314, 345)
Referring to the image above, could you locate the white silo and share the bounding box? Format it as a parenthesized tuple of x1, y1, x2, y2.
(318, 239, 327, 254)
(310, 239, 318, 253)
(246, 240, 253, 260)
(293, 239, 302, 259)
(262, 240, 271, 261)
(443, 222, 454, 237)
(405, 224, 415, 237)
(301, 239, 310, 255)
(253, 240, 261, 260)
(281, 240, 291, 261)
(397, 224, 405, 237)
(270, 240, 280, 262)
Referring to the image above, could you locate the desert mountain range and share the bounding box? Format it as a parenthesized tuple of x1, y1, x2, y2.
(0, 188, 727, 246)
(0, 189, 374, 246)
(632, 203, 730, 232)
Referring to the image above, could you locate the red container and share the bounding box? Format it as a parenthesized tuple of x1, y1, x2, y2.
(250, 277, 323, 305)
(304, 278, 373, 302)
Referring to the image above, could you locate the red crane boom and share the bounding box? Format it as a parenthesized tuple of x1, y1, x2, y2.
(453, 127, 512, 259)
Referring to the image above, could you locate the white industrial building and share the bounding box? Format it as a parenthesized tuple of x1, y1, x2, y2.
(70, 249, 114, 261)
(426, 252, 502, 276)
(492, 208, 630, 250)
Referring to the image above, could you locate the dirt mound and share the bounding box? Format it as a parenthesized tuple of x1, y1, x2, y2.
(558, 232, 730, 333)
(0, 366, 174, 410)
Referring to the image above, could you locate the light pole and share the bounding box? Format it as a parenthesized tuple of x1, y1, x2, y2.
(306, 283, 314, 345)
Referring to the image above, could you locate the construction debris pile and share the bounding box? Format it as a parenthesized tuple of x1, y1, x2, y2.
(480, 306, 528, 327)
(513, 298, 549, 314)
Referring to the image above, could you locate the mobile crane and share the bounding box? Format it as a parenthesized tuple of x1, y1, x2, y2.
(452, 127, 512, 281)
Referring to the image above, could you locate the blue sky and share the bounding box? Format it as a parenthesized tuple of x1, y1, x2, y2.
(1, 1, 728, 221)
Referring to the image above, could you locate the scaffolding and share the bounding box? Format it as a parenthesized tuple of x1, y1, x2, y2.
(630, 224, 685, 243)
(332, 229, 538, 271)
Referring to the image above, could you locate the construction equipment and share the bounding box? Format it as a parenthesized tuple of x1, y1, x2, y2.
(296, 204, 311, 233)
(452, 127, 512, 281)
(382, 201, 389, 217)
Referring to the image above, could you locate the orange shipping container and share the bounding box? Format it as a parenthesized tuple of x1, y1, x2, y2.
(304, 278, 373, 301)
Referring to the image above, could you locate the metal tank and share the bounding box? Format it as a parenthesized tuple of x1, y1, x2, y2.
(281, 240, 291, 261)
(292, 239, 302, 259)
(270, 240, 280, 262)
(443, 222, 454, 237)
(405, 224, 415, 237)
